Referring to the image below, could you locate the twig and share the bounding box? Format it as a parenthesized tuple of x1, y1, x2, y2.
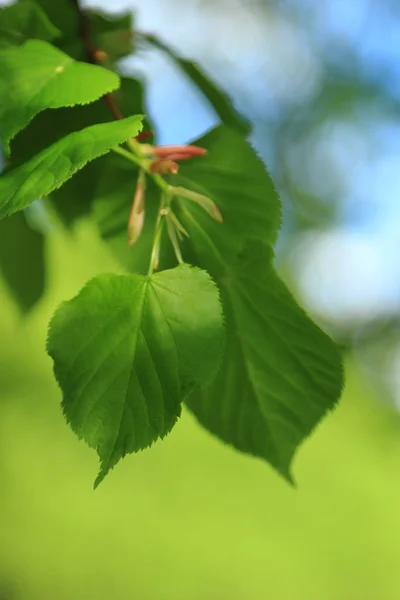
(68, 0, 123, 120)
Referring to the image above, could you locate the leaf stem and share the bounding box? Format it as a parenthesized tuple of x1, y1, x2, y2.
(148, 211, 163, 276)
(111, 146, 170, 192)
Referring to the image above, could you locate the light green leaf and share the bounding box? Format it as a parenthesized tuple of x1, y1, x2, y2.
(0, 1, 60, 48)
(0, 210, 46, 312)
(0, 39, 120, 151)
(47, 264, 224, 486)
(144, 34, 250, 134)
(0, 115, 143, 219)
(187, 241, 343, 481)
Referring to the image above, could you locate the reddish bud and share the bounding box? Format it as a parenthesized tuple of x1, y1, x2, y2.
(93, 48, 108, 62)
(153, 144, 207, 160)
(150, 159, 179, 175)
(135, 131, 153, 142)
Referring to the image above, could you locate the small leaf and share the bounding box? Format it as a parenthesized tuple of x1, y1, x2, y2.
(0, 115, 144, 219)
(0, 39, 120, 151)
(47, 264, 224, 486)
(144, 34, 250, 134)
(0, 1, 60, 48)
(0, 210, 46, 312)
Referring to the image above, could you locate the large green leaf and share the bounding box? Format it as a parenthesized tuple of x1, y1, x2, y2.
(0, 39, 120, 151)
(47, 264, 224, 486)
(144, 34, 250, 134)
(0, 1, 60, 48)
(0, 210, 45, 312)
(158, 127, 343, 480)
(187, 241, 343, 480)
(0, 115, 143, 219)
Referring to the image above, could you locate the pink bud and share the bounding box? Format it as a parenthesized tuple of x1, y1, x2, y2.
(153, 145, 207, 160)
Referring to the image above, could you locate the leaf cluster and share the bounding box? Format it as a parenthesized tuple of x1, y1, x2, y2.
(0, 0, 343, 486)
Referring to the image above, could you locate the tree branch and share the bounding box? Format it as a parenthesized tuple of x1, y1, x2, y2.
(69, 0, 123, 120)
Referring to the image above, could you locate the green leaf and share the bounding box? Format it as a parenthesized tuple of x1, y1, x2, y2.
(157, 127, 344, 480)
(0, 115, 143, 219)
(187, 241, 343, 481)
(0, 1, 60, 48)
(174, 125, 281, 271)
(21, 0, 78, 43)
(0, 210, 45, 312)
(5, 76, 152, 228)
(0, 39, 120, 152)
(47, 77, 153, 229)
(144, 34, 250, 134)
(47, 264, 224, 486)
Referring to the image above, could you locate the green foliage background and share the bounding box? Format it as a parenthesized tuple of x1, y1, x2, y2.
(1, 226, 400, 600)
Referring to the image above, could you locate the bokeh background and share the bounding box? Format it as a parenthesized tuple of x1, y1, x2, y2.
(1, 0, 400, 598)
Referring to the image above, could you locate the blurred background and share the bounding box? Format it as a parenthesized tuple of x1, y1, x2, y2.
(1, 0, 400, 598)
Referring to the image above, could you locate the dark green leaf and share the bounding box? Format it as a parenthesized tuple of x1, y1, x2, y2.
(89, 9, 134, 62)
(187, 241, 343, 481)
(0, 39, 120, 151)
(0, 210, 45, 312)
(0, 115, 143, 219)
(47, 264, 224, 486)
(155, 126, 344, 480)
(144, 34, 250, 134)
(0, 1, 60, 48)
(173, 125, 281, 274)
(23, 0, 78, 42)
